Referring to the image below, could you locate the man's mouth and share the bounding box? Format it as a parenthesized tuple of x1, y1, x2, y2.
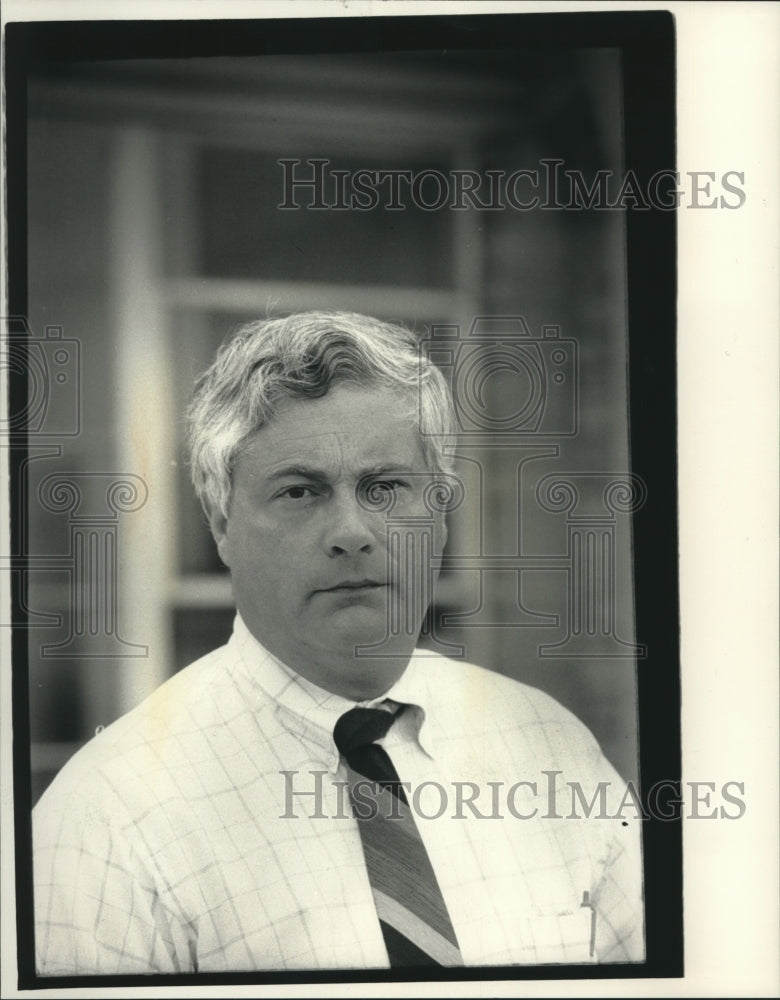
(322, 579, 386, 592)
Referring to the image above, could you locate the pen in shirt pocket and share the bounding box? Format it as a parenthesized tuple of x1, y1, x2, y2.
(581, 891, 597, 957)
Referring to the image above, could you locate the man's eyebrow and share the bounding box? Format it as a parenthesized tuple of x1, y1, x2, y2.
(265, 465, 328, 483)
(359, 464, 421, 477)
(264, 463, 423, 483)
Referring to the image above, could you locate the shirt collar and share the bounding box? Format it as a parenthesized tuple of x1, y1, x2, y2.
(230, 613, 438, 773)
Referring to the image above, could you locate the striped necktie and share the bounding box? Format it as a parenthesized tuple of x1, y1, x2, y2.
(333, 705, 464, 967)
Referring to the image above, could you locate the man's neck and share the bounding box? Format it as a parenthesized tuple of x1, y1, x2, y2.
(238, 614, 415, 702)
(282, 650, 412, 703)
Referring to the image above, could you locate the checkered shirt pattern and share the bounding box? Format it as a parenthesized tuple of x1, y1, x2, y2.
(33, 614, 645, 974)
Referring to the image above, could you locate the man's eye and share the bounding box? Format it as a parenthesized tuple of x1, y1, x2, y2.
(277, 485, 316, 501)
(362, 479, 410, 505)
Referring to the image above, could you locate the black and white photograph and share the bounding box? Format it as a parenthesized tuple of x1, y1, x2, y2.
(1, 2, 777, 997)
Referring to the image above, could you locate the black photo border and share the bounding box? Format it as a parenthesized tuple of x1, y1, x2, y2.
(5, 8, 680, 989)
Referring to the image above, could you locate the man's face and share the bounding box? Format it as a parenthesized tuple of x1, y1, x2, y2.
(209, 383, 447, 699)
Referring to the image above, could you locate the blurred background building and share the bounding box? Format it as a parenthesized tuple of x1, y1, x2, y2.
(25, 47, 640, 801)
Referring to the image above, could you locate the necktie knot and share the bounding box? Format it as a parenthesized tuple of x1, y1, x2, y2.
(334, 706, 396, 757)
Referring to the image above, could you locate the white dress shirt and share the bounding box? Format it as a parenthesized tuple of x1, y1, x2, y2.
(34, 614, 645, 974)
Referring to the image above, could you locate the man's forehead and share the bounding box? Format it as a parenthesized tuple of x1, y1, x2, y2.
(266, 385, 413, 431)
(235, 384, 428, 475)
(268, 382, 414, 418)
(238, 427, 427, 474)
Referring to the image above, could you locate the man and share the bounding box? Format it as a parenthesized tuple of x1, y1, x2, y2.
(33, 311, 644, 974)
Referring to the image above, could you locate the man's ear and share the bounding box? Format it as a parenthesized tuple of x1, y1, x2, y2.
(434, 509, 448, 557)
(206, 503, 232, 568)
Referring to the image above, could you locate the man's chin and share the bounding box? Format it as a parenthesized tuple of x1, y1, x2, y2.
(322, 601, 424, 652)
(325, 603, 391, 642)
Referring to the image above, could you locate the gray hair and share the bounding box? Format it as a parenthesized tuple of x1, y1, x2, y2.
(185, 311, 457, 517)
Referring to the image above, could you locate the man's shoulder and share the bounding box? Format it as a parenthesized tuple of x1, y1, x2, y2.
(34, 641, 234, 819)
(414, 650, 607, 768)
(417, 650, 589, 726)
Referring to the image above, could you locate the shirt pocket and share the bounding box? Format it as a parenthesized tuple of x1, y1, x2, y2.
(520, 907, 597, 965)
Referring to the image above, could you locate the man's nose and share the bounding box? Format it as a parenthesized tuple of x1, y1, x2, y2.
(324, 491, 377, 556)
